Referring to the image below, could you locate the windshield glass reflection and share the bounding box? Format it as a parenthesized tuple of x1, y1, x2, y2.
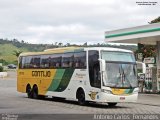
(103, 62, 137, 88)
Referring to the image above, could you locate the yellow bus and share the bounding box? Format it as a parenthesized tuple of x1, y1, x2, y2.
(17, 47, 138, 106)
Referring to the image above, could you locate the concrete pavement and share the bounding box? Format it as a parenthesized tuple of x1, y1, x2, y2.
(137, 93, 160, 106)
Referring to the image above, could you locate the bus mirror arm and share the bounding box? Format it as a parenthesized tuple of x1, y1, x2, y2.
(98, 59, 106, 72)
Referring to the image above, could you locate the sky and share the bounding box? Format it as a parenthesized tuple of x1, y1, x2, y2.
(0, 0, 159, 45)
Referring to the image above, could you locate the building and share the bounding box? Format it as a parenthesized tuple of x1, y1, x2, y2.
(105, 23, 160, 92)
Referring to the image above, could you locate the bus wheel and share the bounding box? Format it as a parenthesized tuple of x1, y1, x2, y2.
(77, 89, 86, 105)
(108, 103, 117, 107)
(52, 97, 65, 101)
(26, 85, 32, 98)
(32, 86, 38, 99)
(38, 95, 45, 99)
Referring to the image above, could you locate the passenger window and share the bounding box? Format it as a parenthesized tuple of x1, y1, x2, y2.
(24, 56, 32, 68)
(30, 56, 41, 68)
(50, 54, 62, 68)
(74, 52, 86, 69)
(40, 55, 50, 68)
(62, 53, 74, 68)
(19, 57, 22, 69)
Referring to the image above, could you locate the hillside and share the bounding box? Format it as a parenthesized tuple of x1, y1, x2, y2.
(0, 39, 58, 52)
(0, 39, 137, 65)
(0, 44, 19, 64)
(0, 39, 58, 65)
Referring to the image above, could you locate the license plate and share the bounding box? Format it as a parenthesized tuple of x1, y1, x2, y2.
(120, 97, 125, 100)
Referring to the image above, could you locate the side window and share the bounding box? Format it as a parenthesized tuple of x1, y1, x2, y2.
(74, 52, 86, 69)
(30, 56, 41, 68)
(40, 55, 50, 68)
(50, 54, 62, 68)
(88, 50, 101, 88)
(20, 57, 26, 69)
(24, 56, 32, 68)
(62, 53, 74, 68)
(19, 57, 22, 69)
(21, 57, 25, 69)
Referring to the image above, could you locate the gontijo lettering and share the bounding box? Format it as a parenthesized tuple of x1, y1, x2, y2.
(32, 71, 51, 77)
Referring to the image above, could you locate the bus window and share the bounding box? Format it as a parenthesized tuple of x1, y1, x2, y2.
(23, 56, 32, 68)
(19, 57, 24, 69)
(88, 50, 101, 88)
(30, 56, 41, 68)
(74, 52, 86, 69)
(62, 53, 74, 68)
(40, 55, 50, 68)
(50, 54, 62, 68)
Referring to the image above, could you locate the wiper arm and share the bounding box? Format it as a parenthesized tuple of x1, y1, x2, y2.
(123, 73, 133, 88)
(122, 65, 133, 88)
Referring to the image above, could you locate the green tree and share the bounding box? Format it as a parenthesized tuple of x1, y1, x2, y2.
(66, 43, 70, 46)
(13, 50, 22, 58)
(149, 16, 160, 24)
(58, 43, 63, 47)
(136, 17, 160, 60)
(0, 59, 8, 65)
(0, 66, 3, 72)
(83, 42, 87, 47)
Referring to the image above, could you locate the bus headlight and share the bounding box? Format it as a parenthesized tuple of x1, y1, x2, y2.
(101, 89, 112, 94)
(133, 88, 139, 94)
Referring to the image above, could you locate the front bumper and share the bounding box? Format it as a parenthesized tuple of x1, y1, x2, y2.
(97, 93, 138, 103)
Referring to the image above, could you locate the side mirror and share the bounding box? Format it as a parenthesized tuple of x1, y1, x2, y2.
(99, 59, 106, 72)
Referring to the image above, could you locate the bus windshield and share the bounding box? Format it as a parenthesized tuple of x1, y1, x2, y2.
(101, 51, 137, 88)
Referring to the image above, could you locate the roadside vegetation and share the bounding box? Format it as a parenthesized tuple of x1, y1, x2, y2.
(0, 66, 3, 72)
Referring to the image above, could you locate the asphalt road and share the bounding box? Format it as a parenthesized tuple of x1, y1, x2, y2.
(0, 71, 160, 120)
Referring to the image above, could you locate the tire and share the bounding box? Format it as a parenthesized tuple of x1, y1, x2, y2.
(108, 103, 117, 107)
(52, 97, 65, 101)
(32, 86, 39, 99)
(77, 89, 86, 105)
(38, 95, 45, 99)
(26, 85, 32, 98)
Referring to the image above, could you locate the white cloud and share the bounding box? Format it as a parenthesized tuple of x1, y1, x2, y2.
(25, 24, 102, 44)
(0, 0, 159, 44)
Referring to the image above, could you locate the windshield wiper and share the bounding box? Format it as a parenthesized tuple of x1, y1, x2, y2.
(122, 65, 133, 88)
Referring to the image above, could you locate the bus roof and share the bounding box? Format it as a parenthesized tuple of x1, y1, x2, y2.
(44, 46, 80, 52)
(19, 47, 132, 57)
(19, 47, 82, 56)
(83, 47, 132, 53)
